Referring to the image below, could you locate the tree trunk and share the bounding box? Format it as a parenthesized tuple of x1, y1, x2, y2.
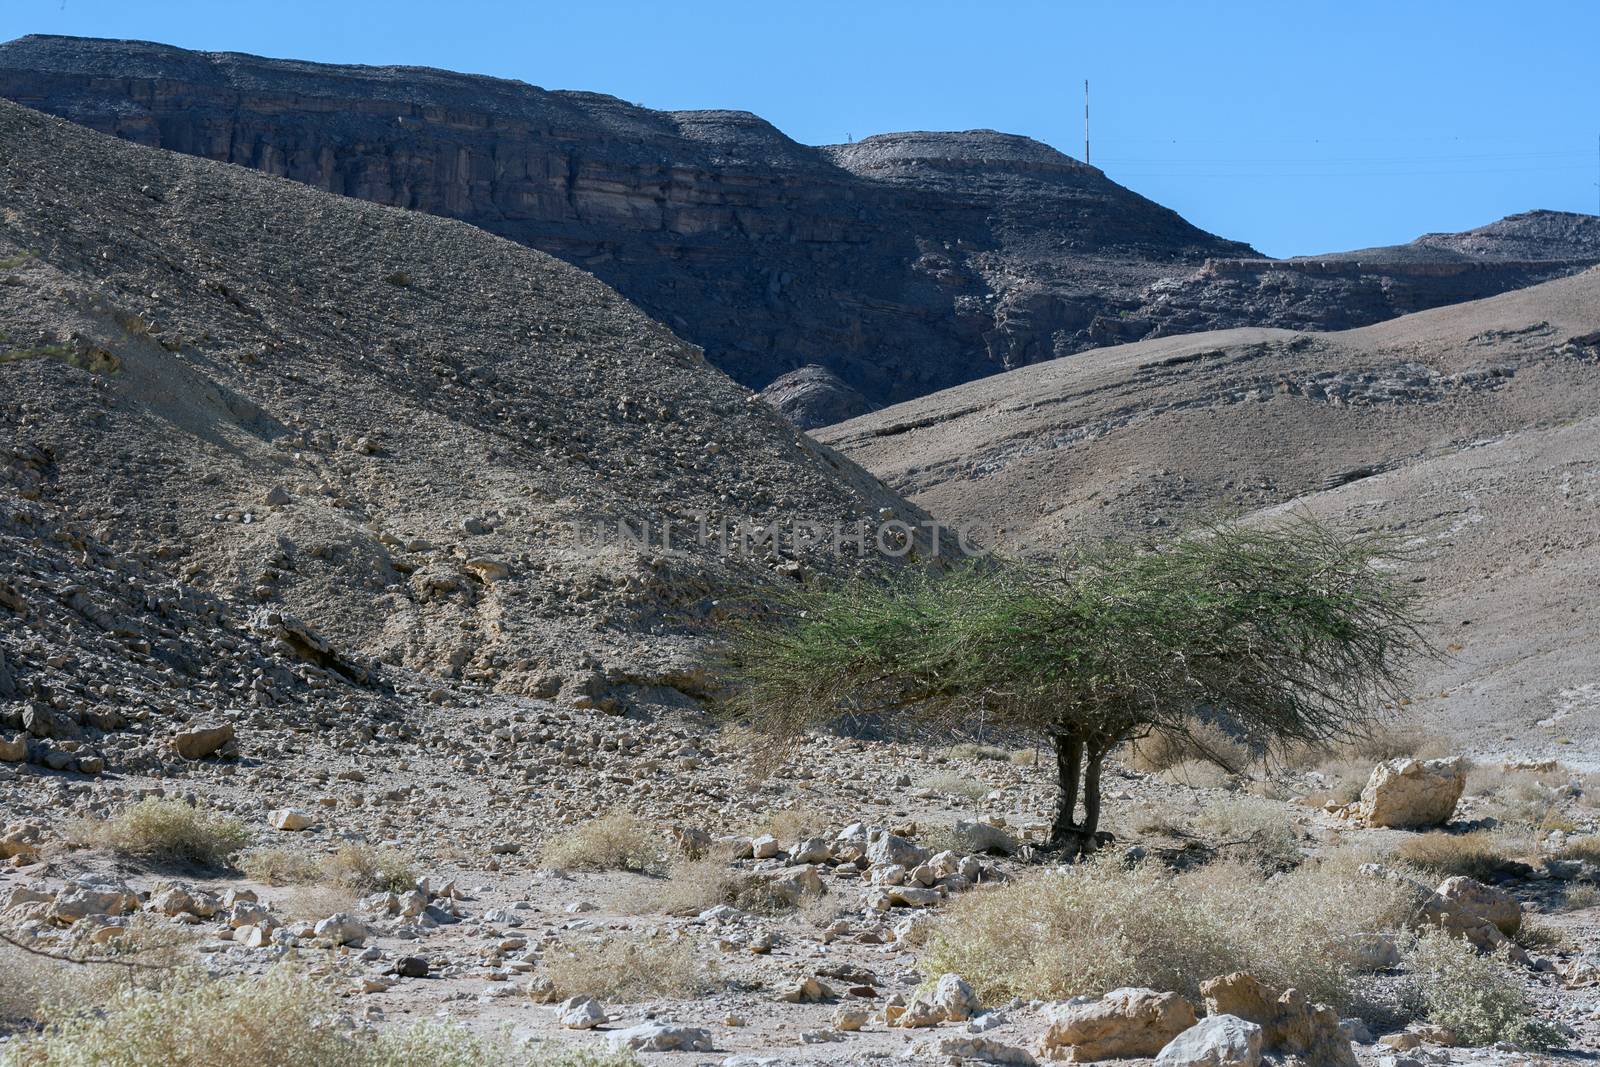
(1049, 733, 1083, 845)
(1048, 732, 1115, 858)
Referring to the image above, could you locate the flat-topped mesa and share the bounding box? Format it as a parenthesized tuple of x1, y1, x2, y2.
(827, 129, 1100, 180)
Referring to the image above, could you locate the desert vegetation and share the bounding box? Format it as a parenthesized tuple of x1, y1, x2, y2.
(723, 518, 1430, 852)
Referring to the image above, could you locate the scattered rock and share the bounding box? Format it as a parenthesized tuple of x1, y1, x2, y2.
(1199, 972, 1355, 1067)
(267, 807, 313, 831)
(173, 723, 234, 760)
(556, 995, 607, 1030)
(607, 1023, 714, 1052)
(1041, 987, 1198, 1061)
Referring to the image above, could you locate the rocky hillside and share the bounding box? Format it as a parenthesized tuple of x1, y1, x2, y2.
(6, 36, 1596, 429)
(0, 33, 1258, 422)
(822, 269, 1600, 754)
(0, 96, 947, 726)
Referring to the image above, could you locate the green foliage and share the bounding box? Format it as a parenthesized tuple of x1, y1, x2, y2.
(1401, 930, 1566, 1049)
(723, 516, 1430, 758)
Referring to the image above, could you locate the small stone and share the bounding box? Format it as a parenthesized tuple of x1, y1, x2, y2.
(268, 808, 313, 831)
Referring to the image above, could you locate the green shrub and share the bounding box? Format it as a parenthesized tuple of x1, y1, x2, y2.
(1401, 930, 1565, 1049)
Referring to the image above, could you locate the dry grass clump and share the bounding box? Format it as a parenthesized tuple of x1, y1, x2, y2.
(1395, 831, 1519, 881)
(540, 934, 718, 1001)
(753, 807, 830, 844)
(1, 963, 588, 1066)
(238, 846, 324, 886)
(1557, 834, 1600, 864)
(239, 843, 415, 894)
(917, 770, 989, 803)
(1125, 721, 1252, 775)
(923, 854, 1422, 1010)
(1479, 771, 1574, 830)
(1400, 930, 1564, 1049)
(940, 748, 1030, 764)
(322, 843, 416, 894)
(653, 851, 802, 917)
(1191, 799, 1304, 872)
(541, 812, 668, 875)
(68, 798, 249, 868)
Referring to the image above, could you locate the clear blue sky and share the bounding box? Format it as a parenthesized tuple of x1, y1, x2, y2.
(3, 0, 1596, 257)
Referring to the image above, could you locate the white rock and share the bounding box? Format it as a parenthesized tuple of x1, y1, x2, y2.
(556, 995, 607, 1029)
(267, 808, 313, 831)
(1156, 1014, 1263, 1067)
(607, 1023, 714, 1052)
(314, 912, 372, 945)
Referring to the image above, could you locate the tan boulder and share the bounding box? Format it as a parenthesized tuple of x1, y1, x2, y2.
(1199, 973, 1354, 1067)
(1041, 987, 1198, 1061)
(1355, 757, 1465, 828)
(173, 723, 234, 760)
(1425, 875, 1521, 936)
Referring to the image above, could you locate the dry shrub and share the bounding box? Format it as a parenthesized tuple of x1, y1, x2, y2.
(69, 798, 249, 868)
(238, 846, 323, 886)
(540, 812, 668, 875)
(652, 845, 810, 917)
(1558, 884, 1600, 912)
(278, 885, 358, 923)
(751, 807, 830, 844)
(1295, 758, 1369, 808)
(3, 962, 617, 1066)
(922, 853, 1421, 1010)
(1191, 798, 1304, 872)
(1126, 721, 1251, 775)
(540, 934, 718, 1001)
(1480, 771, 1571, 828)
(944, 743, 1013, 762)
(322, 843, 416, 894)
(1400, 930, 1564, 1049)
(1395, 831, 1517, 881)
(1159, 759, 1235, 790)
(1558, 835, 1600, 864)
(917, 770, 989, 803)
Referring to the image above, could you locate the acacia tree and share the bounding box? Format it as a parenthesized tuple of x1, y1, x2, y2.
(719, 518, 1431, 855)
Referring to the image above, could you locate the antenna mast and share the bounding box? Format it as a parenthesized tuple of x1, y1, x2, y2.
(1084, 79, 1090, 165)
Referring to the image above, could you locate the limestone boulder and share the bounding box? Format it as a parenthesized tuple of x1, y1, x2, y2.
(1041, 987, 1198, 1061)
(1355, 758, 1465, 829)
(607, 1023, 713, 1052)
(1156, 1014, 1263, 1067)
(1424, 875, 1522, 936)
(173, 723, 234, 760)
(1199, 973, 1355, 1067)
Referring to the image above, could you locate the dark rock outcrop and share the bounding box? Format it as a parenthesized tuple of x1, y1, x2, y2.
(757, 365, 872, 430)
(0, 34, 1253, 406)
(2, 36, 1595, 419)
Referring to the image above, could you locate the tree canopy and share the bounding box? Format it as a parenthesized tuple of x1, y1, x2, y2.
(718, 517, 1432, 852)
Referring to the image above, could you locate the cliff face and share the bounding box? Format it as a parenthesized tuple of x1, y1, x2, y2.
(0, 35, 1254, 414)
(3, 36, 1595, 426)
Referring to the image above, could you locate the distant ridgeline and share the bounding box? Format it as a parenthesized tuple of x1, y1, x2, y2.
(2, 35, 1596, 425)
